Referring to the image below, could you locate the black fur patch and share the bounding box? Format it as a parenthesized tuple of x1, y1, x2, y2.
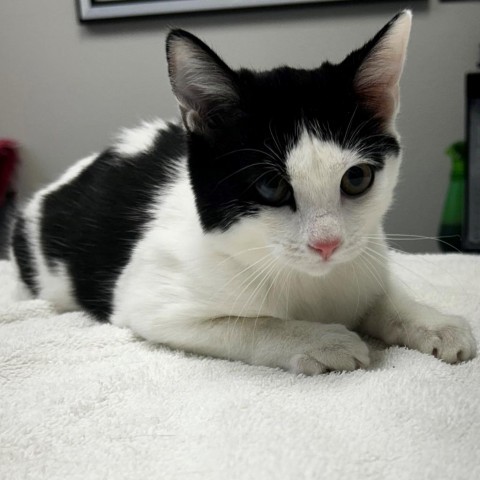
(40, 122, 186, 320)
(187, 63, 400, 232)
(12, 216, 38, 295)
(167, 19, 403, 232)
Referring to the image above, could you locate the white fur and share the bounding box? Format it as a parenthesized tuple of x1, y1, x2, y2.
(114, 119, 168, 156)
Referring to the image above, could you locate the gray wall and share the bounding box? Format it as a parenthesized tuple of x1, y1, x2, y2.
(1, 0, 479, 252)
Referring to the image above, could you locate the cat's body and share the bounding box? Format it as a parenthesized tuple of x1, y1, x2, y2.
(11, 11, 476, 373)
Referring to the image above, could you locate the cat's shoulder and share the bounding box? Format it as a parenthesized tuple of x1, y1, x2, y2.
(28, 118, 187, 205)
(111, 118, 186, 159)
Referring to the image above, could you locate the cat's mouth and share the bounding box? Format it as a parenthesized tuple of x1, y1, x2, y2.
(275, 239, 363, 276)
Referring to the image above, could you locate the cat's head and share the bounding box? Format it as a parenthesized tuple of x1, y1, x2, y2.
(166, 11, 411, 276)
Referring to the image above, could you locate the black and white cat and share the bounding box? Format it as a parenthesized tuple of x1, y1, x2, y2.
(11, 11, 476, 374)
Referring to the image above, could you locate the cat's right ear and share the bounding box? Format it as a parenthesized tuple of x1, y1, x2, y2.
(166, 30, 240, 133)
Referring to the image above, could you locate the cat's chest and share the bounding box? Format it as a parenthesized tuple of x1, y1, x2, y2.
(218, 255, 386, 329)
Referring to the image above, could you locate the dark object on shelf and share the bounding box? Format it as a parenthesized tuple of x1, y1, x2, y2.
(0, 140, 19, 259)
(0, 191, 15, 259)
(0, 140, 18, 207)
(439, 142, 465, 252)
(463, 72, 480, 252)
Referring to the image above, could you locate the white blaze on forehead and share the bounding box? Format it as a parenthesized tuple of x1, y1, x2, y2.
(286, 129, 360, 207)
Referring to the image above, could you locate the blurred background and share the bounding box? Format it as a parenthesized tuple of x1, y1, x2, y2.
(1, 0, 479, 254)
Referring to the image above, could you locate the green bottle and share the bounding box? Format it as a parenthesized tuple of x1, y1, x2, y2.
(438, 141, 465, 252)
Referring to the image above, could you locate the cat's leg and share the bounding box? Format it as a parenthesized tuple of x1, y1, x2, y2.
(114, 309, 370, 374)
(359, 279, 477, 363)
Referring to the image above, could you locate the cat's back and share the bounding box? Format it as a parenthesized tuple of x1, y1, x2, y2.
(11, 119, 188, 319)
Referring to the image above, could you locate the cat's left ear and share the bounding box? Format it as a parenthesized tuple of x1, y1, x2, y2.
(166, 29, 240, 133)
(344, 10, 412, 125)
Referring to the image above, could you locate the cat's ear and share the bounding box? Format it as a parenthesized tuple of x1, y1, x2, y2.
(344, 10, 412, 125)
(166, 29, 240, 133)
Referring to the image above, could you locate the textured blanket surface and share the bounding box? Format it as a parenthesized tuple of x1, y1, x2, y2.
(1, 253, 479, 480)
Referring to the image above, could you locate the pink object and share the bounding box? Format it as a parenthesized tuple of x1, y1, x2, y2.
(309, 238, 341, 261)
(0, 140, 18, 207)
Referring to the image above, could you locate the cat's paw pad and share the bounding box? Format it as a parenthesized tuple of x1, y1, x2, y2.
(288, 329, 370, 375)
(416, 316, 477, 364)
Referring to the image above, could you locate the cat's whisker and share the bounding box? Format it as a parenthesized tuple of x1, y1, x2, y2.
(227, 255, 279, 353)
(367, 233, 455, 239)
(225, 254, 278, 340)
(228, 255, 277, 309)
(215, 244, 277, 267)
(208, 250, 275, 304)
(243, 170, 282, 194)
(357, 252, 410, 345)
(367, 233, 458, 240)
(234, 256, 278, 320)
(269, 121, 282, 153)
(350, 261, 361, 322)
(215, 147, 284, 170)
(342, 105, 359, 149)
(251, 257, 285, 353)
(283, 264, 295, 321)
(344, 116, 375, 151)
(362, 240, 405, 257)
(351, 132, 394, 152)
(267, 121, 289, 168)
(264, 143, 283, 167)
(214, 162, 280, 187)
(363, 244, 461, 297)
(365, 245, 442, 295)
(364, 233, 463, 253)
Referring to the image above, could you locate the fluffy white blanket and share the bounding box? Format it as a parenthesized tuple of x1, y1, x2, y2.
(1, 252, 479, 480)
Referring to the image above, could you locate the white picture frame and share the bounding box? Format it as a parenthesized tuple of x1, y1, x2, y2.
(77, 0, 338, 21)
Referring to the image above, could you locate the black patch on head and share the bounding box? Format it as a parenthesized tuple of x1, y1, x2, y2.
(168, 18, 406, 232)
(186, 64, 400, 232)
(12, 216, 38, 295)
(40, 122, 186, 320)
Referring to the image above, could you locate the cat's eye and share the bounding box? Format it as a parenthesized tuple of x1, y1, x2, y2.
(256, 175, 292, 206)
(340, 164, 374, 197)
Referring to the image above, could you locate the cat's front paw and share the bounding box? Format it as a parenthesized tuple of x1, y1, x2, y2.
(285, 324, 370, 375)
(413, 314, 477, 364)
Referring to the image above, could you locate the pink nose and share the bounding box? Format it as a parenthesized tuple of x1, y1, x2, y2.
(309, 238, 341, 261)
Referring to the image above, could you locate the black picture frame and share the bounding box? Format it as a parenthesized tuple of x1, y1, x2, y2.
(76, 0, 339, 21)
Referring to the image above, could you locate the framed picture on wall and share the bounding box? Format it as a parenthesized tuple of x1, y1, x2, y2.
(463, 73, 480, 252)
(77, 0, 340, 21)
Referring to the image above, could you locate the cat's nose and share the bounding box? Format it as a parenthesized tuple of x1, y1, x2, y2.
(308, 238, 341, 261)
